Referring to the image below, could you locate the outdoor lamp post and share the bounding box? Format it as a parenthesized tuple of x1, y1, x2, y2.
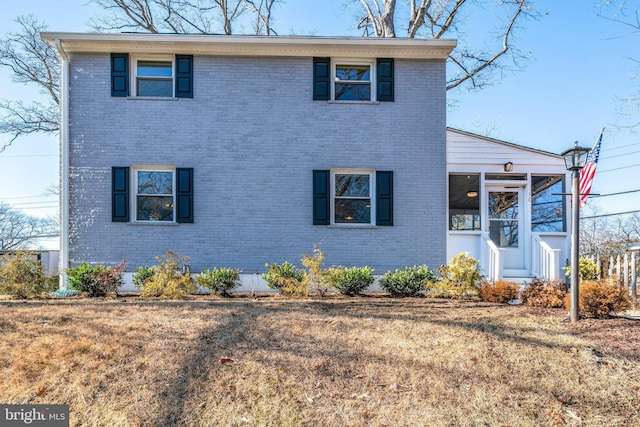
(561, 142, 591, 323)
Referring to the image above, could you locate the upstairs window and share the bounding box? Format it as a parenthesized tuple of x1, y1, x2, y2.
(334, 63, 373, 101)
(110, 53, 193, 98)
(313, 58, 393, 102)
(135, 58, 174, 97)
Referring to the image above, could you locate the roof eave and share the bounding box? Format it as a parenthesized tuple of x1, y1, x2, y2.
(40, 32, 457, 60)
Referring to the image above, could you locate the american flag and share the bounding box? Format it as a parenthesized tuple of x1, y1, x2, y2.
(579, 128, 604, 208)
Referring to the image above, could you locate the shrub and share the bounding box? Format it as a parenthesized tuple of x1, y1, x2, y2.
(139, 250, 197, 299)
(379, 265, 435, 297)
(67, 261, 127, 297)
(301, 243, 329, 297)
(326, 266, 374, 296)
(132, 266, 155, 289)
(479, 280, 520, 303)
(262, 261, 307, 297)
(427, 253, 482, 298)
(563, 257, 599, 281)
(521, 279, 566, 308)
(196, 267, 241, 296)
(0, 252, 56, 298)
(566, 280, 631, 318)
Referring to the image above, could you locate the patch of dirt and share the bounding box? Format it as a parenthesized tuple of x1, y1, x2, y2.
(567, 316, 640, 362)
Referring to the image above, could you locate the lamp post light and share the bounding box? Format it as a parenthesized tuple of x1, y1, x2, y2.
(561, 142, 591, 323)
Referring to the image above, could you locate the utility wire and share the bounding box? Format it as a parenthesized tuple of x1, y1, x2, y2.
(598, 163, 640, 173)
(590, 189, 640, 198)
(600, 149, 640, 160)
(581, 209, 640, 219)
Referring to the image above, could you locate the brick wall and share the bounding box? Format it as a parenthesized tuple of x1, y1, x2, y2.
(66, 53, 447, 273)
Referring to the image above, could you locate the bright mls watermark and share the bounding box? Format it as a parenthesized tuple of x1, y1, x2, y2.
(1, 405, 69, 426)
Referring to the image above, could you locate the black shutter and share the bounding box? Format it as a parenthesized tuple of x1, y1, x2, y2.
(313, 57, 331, 101)
(175, 55, 193, 98)
(376, 58, 394, 102)
(376, 171, 393, 226)
(176, 168, 194, 223)
(112, 167, 130, 222)
(111, 53, 129, 97)
(313, 170, 330, 225)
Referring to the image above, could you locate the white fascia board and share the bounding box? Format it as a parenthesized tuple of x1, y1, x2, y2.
(41, 32, 456, 60)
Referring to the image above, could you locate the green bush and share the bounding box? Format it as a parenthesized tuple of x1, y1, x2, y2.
(566, 280, 631, 318)
(564, 257, 599, 281)
(138, 250, 196, 299)
(379, 265, 435, 297)
(132, 266, 155, 289)
(196, 267, 241, 296)
(67, 260, 126, 297)
(326, 266, 374, 296)
(262, 261, 307, 297)
(0, 252, 56, 298)
(521, 279, 566, 308)
(479, 280, 520, 303)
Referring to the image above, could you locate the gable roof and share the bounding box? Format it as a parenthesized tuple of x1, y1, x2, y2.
(447, 127, 562, 158)
(41, 32, 456, 60)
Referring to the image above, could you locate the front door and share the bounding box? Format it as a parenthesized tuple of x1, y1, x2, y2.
(487, 186, 527, 276)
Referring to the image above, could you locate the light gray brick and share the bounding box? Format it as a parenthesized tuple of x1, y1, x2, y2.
(67, 54, 447, 273)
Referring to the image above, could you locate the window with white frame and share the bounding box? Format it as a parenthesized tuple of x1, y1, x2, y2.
(332, 170, 374, 225)
(134, 167, 175, 222)
(531, 175, 565, 232)
(333, 61, 374, 101)
(134, 57, 174, 97)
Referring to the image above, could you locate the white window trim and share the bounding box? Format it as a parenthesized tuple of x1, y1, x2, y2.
(331, 59, 376, 102)
(330, 168, 376, 227)
(131, 55, 175, 98)
(131, 165, 176, 223)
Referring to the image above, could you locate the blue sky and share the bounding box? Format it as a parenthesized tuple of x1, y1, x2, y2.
(1, 0, 639, 249)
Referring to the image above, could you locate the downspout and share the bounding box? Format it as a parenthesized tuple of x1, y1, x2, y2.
(54, 39, 70, 290)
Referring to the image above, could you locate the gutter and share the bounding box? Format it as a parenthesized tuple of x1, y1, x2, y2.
(54, 39, 70, 290)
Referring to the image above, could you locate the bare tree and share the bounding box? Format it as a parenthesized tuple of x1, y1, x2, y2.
(0, 16, 59, 152)
(597, 1, 640, 128)
(244, 0, 280, 35)
(90, 0, 281, 35)
(0, 202, 58, 250)
(354, 0, 539, 91)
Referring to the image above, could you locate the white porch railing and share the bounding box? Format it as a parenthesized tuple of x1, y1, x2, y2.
(532, 234, 560, 280)
(481, 232, 504, 282)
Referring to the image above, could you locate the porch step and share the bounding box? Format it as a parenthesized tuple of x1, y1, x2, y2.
(501, 277, 535, 285)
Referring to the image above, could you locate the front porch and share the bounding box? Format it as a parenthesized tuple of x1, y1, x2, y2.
(446, 128, 571, 282)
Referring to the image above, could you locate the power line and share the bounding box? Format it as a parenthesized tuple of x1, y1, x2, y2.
(590, 189, 640, 198)
(598, 163, 640, 173)
(0, 195, 57, 200)
(600, 149, 640, 160)
(581, 209, 640, 219)
(0, 154, 56, 158)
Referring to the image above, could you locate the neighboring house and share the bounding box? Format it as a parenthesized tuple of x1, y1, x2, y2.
(41, 32, 458, 289)
(447, 128, 570, 282)
(41, 32, 570, 290)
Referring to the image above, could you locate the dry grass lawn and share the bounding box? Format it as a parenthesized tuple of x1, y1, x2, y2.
(0, 295, 638, 426)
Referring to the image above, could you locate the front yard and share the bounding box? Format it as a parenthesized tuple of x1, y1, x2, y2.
(1, 296, 638, 426)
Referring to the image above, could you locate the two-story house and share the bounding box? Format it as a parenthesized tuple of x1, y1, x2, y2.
(41, 32, 571, 290)
(41, 32, 459, 289)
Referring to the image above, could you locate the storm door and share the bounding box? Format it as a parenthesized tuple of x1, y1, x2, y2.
(487, 186, 527, 274)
